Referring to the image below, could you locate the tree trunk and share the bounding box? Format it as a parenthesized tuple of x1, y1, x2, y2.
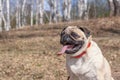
(63, 0, 68, 21)
(36, 0, 44, 25)
(114, 0, 120, 16)
(53, 0, 57, 23)
(48, 0, 57, 23)
(0, 0, 2, 31)
(56, 0, 61, 22)
(84, 0, 88, 20)
(39, 0, 43, 24)
(108, 0, 120, 16)
(78, 0, 88, 20)
(36, 0, 39, 25)
(67, 0, 71, 21)
(16, 0, 19, 29)
(78, 0, 84, 19)
(108, 0, 115, 16)
(22, 0, 26, 26)
(48, 0, 52, 24)
(31, 0, 34, 26)
(6, 0, 11, 31)
(16, 0, 21, 29)
(62, 0, 71, 21)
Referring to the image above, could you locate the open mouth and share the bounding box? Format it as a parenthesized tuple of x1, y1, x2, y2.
(57, 44, 80, 55)
(57, 40, 84, 55)
(57, 45, 73, 55)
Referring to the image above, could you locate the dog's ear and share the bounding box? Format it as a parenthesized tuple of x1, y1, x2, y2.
(61, 27, 67, 36)
(78, 27, 91, 38)
(62, 27, 67, 31)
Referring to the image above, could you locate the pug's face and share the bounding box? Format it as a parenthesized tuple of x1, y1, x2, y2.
(60, 26, 90, 54)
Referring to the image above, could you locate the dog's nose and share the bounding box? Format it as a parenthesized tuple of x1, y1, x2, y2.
(60, 35, 73, 45)
(60, 35, 68, 45)
(64, 35, 69, 41)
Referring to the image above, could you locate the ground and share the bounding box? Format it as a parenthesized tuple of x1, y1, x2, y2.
(0, 17, 119, 80)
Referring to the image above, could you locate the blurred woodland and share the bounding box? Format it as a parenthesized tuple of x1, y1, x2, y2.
(0, 0, 120, 31)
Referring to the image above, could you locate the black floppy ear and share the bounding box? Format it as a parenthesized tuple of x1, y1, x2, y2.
(79, 27, 91, 38)
(61, 27, 67, 36)
(62, 27, 67, 31)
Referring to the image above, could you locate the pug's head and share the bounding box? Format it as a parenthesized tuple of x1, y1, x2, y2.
(58, 26, 91, 55)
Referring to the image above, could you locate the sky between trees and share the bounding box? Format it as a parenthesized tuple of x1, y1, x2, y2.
(1, 0, 119, 31)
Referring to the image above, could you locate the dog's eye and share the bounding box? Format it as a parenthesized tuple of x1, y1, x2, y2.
(71, 32, 80, 39)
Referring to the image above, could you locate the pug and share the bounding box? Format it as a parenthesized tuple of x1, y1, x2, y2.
(57, 26, 114, 80)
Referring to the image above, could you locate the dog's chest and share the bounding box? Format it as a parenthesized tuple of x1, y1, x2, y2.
(66, 57, 96, 78)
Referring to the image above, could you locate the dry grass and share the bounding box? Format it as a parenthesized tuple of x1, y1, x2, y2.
(0, 17, 120, 80)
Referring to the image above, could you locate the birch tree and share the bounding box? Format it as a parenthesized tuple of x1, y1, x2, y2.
(39, 0, 43, 24)
(31, 0, 34, 26)
(36, 0, 44, 25)
(16, 0, 19, 29)
(116, 0, 120, 15)
(62, 0, 72, 21)
(108, 0, 120, 16)
(56, 0, 61, 22)
(48, 0, 58, 23)
(78, 0, 88, 20)
(115, 0, 120, 15)
(36, 0, 39, 25)
(5, 0, 11, 31)
(16, 0, 21, 28)
(108, 0, 115, 16)
(63, 0, 68, 21)
(67, 0, 71, 21)
(22, 0, 26, 26)
(0, 0, 6, 31)
(0, 0, 2, 31)
(78, 0, 83, 19)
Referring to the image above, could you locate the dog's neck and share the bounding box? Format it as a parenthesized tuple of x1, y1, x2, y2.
(71, 42, 91, 58)
(71, 36, 92, 58)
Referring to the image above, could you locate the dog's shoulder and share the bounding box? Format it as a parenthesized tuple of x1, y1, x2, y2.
(90, 41, 101, 52)
(89, 41, 105, 67)
(87, 41, 103, 58)
(91, 41, 98, 47)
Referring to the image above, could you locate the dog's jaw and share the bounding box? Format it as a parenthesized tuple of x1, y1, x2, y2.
(71, 35, 92, 57)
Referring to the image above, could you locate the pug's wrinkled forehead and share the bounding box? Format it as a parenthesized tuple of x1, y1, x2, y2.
(64, 26, 86, 38)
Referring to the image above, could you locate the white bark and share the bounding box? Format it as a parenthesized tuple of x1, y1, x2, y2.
(36, 0, 44, 25)
(63, 0, 68, 21)
(56, 0, 61, 22)
(16, 0, 21, 29)
(108, 0, 114, 16)
(53, 0, 57, 22)
(78, 0, 88, 20)
(6, 0, 11, 31)
(108, 0, 120, 16)
(78, 0, 84, 19)
(0, 0, 2, 31)
(16, 0, 19, 28)
(116, 0, 120, 15)
(22, 0, 26, 26)
(39, 0, 43, 24)
(84, 0, 88, 20)
(36, 0, 39, 25)
(48, 0, 57, 23)
(31, 0, 34, 26)
(62, 0, 71, 21)
(67, 0, 71, 21)
(48, 0, 52, 23)
(0, 0, 6, 30)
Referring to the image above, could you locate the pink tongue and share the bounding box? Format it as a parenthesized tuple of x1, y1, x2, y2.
(57, 46, 68, 55)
